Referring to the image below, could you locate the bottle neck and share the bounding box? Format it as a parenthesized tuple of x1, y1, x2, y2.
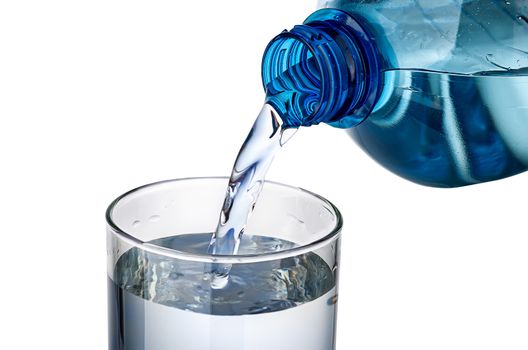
(262, 9, 382, 128)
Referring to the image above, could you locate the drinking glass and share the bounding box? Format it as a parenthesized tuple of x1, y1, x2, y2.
(107, 177, 342, 350)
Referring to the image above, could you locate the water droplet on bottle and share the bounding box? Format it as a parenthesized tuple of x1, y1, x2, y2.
(402, 86, 422, 93)
(132, 220, 141, 227)
(149, 215, 161, 222)
(517, 15, 528, 24)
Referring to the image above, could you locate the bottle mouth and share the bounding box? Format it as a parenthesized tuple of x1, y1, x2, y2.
(262, 32, 323, 127)
(261, 9, 382, 128)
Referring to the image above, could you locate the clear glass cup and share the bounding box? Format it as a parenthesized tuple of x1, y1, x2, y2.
(106, 177, 342, 350)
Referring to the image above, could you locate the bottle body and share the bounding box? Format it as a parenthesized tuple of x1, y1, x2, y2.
(312, 0, 528, 187)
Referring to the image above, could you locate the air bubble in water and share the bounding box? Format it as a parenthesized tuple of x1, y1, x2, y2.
(210, 272, 229, 289)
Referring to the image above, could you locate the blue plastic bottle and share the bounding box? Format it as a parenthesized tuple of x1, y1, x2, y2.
(262, 0, 528, 187)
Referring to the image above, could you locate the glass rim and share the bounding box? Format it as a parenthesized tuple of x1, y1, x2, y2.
(106, 177, 342, 264)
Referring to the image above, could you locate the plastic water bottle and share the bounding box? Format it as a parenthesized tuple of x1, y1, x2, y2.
(262, 0, 528, 187)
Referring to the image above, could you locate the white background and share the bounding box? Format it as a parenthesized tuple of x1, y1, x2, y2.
(1, 0, 527, 349)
